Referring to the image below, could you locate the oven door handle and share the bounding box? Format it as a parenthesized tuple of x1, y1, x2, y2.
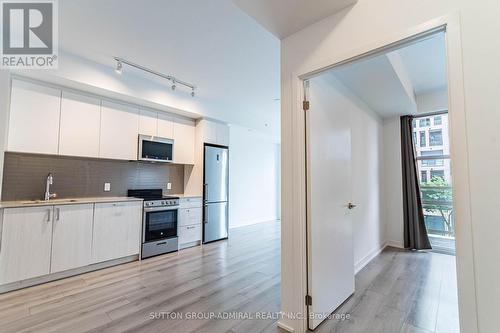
(144, 206, 179, 213)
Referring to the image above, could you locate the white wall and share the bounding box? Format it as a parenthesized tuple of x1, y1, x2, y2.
(382, 117, 404, 248)
(416, 88, 448, 113)
(281, 1, 500, 332)
(229, 125, 280, 228)
(0, 71, 10, 200)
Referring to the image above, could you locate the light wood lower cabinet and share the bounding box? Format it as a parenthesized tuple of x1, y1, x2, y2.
(50, 204, 93, 273)
(0, 201, 142, 287)
(92, 202, 142, 263)
(0, 207, 53, 285)
(178, 197, 203, 249)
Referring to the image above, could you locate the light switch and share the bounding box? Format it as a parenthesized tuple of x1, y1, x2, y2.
(104, 183, 111, 192)
(167, 182, 172, 190)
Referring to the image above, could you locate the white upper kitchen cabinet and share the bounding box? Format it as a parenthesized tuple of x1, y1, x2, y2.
(197, 119, 229, 146)
(216, 122, 230, 146)
(59, 92, 101, 158)
(139, 109, 158, 137)
(200, 119, 218, 145)
(173, 117, 195, 164)
(0, 207, 53, 285)
(100, 100, 139, 160)
(92, 202, 142, 263)
(50, 204, 93, 273)
(8, 79, 61, 155)
(157, 112, 174, 139)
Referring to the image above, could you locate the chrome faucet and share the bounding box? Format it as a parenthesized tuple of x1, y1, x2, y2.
(44, 173, 57, 201)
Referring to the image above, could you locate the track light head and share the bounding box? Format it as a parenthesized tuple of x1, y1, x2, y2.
(115, 60, 123, 74)
(171, 79, 176, 90)
(191, 88, 195, 97)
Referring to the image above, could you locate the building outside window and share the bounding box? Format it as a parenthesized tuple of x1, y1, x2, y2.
(434, 115, 442, 125)
(431, 169, 445, 180)
(421, 171, 428, 183)
(429, 129, 443, 146)
(419, 118, 431, 127)
(420, 131, 426, 147)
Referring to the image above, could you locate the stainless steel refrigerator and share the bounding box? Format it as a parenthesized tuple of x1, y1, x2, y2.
(203, 144, 229, 243)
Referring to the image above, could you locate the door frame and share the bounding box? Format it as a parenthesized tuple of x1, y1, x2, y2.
(279, 13, 478, 333)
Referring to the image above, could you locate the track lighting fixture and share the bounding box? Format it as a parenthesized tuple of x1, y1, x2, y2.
(113, 57, 196, 97)
(115, 60, 123, 74)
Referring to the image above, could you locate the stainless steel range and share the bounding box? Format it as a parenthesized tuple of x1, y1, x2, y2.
(128, 189, 179, 259)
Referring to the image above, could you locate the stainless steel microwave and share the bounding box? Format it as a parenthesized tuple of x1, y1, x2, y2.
(138, 135, 174, 163)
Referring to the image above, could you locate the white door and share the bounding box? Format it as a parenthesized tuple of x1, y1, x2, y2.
(99, 100, 139, 160)
(50, 204, 93, 273)
(8, 79, 61, 155)
(92, 202, 142, 263)
(306, 78, 354, 330)
(0, 207, 53, 284)
(59, 91, 101, 158)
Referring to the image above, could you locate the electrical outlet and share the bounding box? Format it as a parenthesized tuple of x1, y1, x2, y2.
(104, 183, 111, 192)
(167, 182, 172, 190)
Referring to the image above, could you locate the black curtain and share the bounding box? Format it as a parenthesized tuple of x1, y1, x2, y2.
(401, 116, 432, 250)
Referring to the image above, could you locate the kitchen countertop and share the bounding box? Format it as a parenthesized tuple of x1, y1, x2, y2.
(0, 196, 143, 209)
(173, 194, 202, 198)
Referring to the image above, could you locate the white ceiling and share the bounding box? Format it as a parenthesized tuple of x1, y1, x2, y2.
(232, 0, 357, 39)
(325, 33, 447, 118)
(57, 0, 281, 139)
(396, 33, 447, 95)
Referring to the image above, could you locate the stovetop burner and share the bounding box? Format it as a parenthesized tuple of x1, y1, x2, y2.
(127, 189, 179, 202)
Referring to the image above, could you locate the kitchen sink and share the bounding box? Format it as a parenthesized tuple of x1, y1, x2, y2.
(21, 199, 79, 205)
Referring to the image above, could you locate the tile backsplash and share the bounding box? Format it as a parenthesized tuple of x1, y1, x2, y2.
(2, 152, 184, 201)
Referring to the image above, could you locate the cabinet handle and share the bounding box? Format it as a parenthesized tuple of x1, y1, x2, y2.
(187, 226, 195, 229)
(56, 208, 60, 221)
(47, 209, 51, 222)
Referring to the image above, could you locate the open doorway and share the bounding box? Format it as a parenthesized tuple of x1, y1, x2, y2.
(304, 31, 459, 332)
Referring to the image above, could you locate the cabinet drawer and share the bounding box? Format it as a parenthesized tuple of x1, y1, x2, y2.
(178, 224, 201, 245)
(179, 197, 202, 209)
(178, 207, 202, 227)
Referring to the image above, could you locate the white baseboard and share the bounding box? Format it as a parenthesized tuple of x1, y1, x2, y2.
(277, 321, 295, 332)
(355, 243, 386, 274)
(385, 239, 404, 249)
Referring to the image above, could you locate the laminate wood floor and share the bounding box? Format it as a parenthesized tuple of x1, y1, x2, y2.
(0, 221, 458, 333)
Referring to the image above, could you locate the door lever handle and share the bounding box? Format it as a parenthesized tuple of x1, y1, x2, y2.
(347, 203, 357, 210)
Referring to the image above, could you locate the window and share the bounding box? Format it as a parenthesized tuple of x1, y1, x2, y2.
(434, 115, 442, 126)
(420, 131, 426, 147)
(429, 130, 443, 146)
(419, 118, 431, 127)
(412, 113, 454, 253)
(431, 169, 445, 180)
(413, 132, 417, 144)
(421, 171, 428, 183)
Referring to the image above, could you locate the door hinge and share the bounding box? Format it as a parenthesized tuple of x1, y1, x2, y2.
(305, 294, 312, 306)
(303, 100, 310, 111)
